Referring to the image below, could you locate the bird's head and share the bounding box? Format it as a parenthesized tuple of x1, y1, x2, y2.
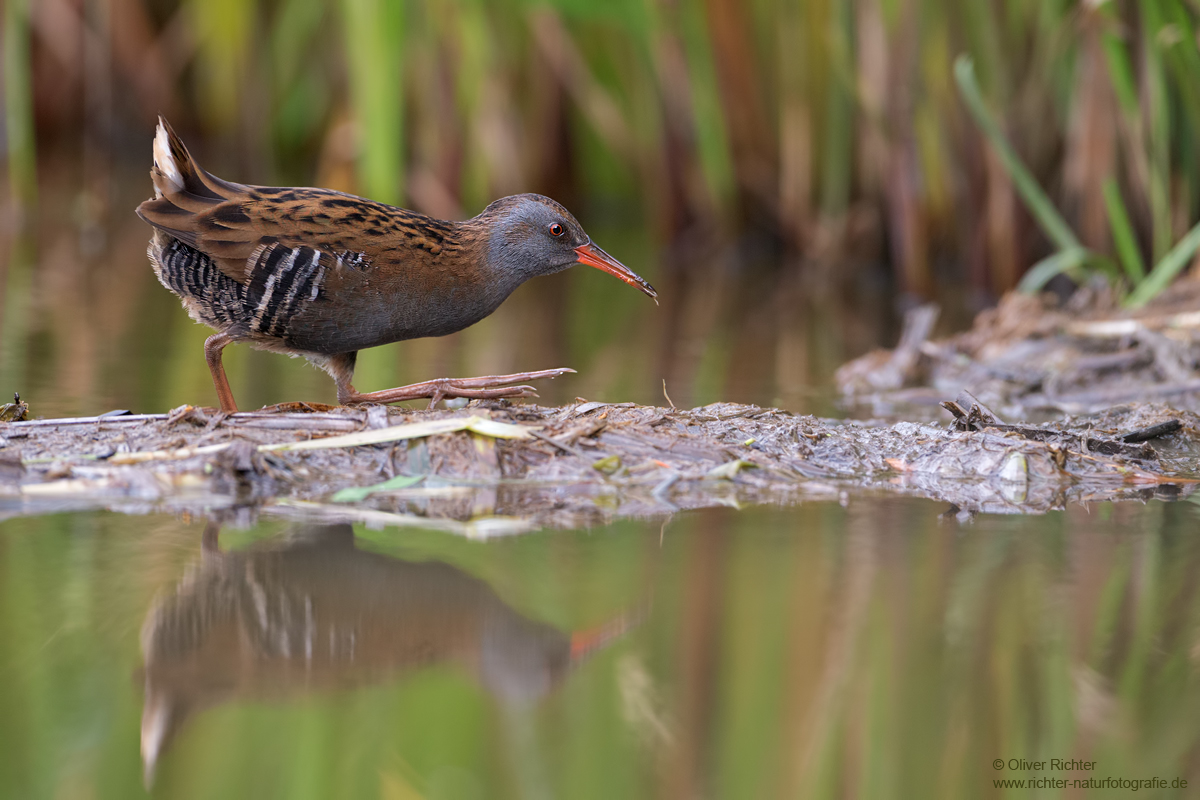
(481, 194, 657, 301)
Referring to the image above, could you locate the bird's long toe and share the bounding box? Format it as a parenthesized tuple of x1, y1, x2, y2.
(436, 368, 576, 389)
(340, 368, 573, 407)
(427, 382, 540, 408)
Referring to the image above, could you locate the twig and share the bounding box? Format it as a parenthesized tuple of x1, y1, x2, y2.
(5, 413, 168, 428)
(222, 416, 362, 432)
(1122, 419, 1183, 443)
(529, 429, 592, 460)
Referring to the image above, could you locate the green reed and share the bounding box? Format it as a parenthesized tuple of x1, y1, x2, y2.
(956, 18, 1200, 309)
(6, 0, 1200, 302)
(3, 0, 37, 214)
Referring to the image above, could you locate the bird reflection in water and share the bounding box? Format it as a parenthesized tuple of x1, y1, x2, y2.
(138, 522, 633, 782)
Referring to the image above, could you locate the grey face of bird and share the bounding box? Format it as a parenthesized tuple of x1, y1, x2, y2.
(485, 195, 658, 299)
(486, 196, 590, 280)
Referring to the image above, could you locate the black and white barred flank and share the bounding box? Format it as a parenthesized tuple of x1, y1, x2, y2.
(153, 238, 248, 329)
(243, 241, 329, 337)
(153, 238, 367, 338)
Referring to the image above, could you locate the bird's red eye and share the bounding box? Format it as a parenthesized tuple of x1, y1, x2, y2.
(549, 223, 565, 237)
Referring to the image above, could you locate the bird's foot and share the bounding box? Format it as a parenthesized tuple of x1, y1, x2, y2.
(339, 368, 576, 409)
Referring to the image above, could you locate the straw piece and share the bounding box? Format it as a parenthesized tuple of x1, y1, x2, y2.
(259, 416, 539, 452)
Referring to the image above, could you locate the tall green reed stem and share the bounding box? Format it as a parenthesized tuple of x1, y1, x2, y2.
(3, 0, 37, 214)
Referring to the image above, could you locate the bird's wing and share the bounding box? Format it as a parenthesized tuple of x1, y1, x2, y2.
(136, 118, 462, 290)
(136, 118, 370, 282)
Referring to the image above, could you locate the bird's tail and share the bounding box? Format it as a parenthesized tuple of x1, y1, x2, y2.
(150, 118, 186, 199)
(144, 117, 244, 210)
(137, 117, 258, 295)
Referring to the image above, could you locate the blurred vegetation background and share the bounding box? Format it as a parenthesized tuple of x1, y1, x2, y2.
(3, 0, 1200, 414)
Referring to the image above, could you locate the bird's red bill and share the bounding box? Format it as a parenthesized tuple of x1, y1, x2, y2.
(574, 243, 657, 301)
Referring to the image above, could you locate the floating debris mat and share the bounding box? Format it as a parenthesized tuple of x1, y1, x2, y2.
(838, 281, 1200, 418)
(1, 398, 1197, 528)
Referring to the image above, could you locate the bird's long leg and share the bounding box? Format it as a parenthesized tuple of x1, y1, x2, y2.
(204, 332, 239, 413)
(324, 353, 575, 408)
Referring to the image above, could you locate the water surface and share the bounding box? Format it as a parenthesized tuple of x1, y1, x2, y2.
(3, 496, 1200, 798)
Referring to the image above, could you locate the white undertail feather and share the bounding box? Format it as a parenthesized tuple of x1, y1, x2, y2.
(152, 120, 183, 199)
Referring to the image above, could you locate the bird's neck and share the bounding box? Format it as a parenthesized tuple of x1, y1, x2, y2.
(452, 215, 534, 305)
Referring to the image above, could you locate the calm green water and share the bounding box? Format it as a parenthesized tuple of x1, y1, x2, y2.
(3, 497, 1200, 799)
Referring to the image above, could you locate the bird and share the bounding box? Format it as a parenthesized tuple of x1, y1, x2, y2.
(136, 117, 656, 413)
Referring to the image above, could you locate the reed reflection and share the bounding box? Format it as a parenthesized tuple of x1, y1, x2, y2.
(138, 522, 629, 782)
